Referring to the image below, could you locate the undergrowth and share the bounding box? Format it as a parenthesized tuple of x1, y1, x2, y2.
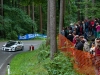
(6, 42, 84, 75)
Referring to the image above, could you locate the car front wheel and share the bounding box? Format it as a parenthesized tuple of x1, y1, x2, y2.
(21, 46, 24, 51)
(15, 47, 18, 51)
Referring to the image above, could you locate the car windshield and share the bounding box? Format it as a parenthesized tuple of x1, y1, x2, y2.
(6, 41, 16, 47)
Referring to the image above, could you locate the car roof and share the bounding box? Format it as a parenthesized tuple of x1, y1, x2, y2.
(8, 40, 17, 42)
(7, 40, 23, 43)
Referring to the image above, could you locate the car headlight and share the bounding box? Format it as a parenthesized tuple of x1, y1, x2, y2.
(11, 47, 15, 51)
(11, 47, 15, 49)
(2, 46, 5, 47)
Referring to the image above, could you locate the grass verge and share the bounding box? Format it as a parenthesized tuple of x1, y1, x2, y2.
(6, 43, 84, 75)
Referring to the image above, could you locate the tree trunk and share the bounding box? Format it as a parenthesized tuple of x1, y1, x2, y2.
(32, 3, 35, 21)
(77, 0, 80, 20)
(39, 4, 43, 33)
(50, 0, 57, 60)
(59, 0, 64, 34)
(46, 0, 50, 46)
(92, 0, 95, 19)
(23, 6, 27, 13)
(0, 0, 5, 38)
(28, 5, 30, 17)
(85, 0, 88, 20)
(0, 0, 3, 17)
(32, 3, 35, 34)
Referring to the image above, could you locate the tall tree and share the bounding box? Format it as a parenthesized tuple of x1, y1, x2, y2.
(77, 0, 81, 20)
(59, 0, 64, 34)
(46, 0, 50, 46)
(32, 3, 35, 21)
(49, 0, 57, 60)
(39, 4, 43, 33)
(92, 0, 95, 19)
(84, 0, 88, 20)
(28, 5, 31, 16)
(32, 3, 35, 33)
(0, 0, 3, 17)
(0, 0, 4, 38)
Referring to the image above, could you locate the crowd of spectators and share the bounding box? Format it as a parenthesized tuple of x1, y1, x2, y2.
(61, 18, 100, 75)
(61, 18, 100, 53)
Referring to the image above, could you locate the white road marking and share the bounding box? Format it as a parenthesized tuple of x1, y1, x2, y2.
(0, 54, 13, 69)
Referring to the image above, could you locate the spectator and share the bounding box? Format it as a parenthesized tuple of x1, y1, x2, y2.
(79, 36, 90, 52)
(89, 38, 95, 54)
(96, 23, 100, 38)
(84, 19, 89, 40)
(90, 38, 95, 48)
(94, 38, 100, 75)
(67, 31, 74, 42)
(73, 34, 79, 44)
(90, 42, 95, 55)
(61, 27, 65, 36)
(75, 37, 84, 51)
(90, 19, 95, 36)
(64, 26, 69, 38)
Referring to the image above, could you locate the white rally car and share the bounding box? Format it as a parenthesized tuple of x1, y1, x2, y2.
(2, 40, 24, 52)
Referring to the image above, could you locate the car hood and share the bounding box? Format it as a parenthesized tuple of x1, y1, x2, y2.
(5, 44, 15, 47)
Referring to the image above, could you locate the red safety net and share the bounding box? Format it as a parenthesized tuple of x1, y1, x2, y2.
(58, 34, 100, 75)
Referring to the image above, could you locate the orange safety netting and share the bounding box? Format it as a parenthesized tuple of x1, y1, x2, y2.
(58, 34, 97, 75)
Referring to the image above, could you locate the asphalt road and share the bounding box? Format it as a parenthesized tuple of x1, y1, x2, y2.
(0, 40, 43, 75)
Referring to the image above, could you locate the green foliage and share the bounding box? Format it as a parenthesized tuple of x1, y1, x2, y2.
(19, 0, 31, 6)
(37, 42, 50, 62)
(37, 42, 82, 75)
(19, 0, 47, 6)
(7, 31, 18, 40)
(44, 52, 80, 75)
(64, 0, 78, 26)
(3, 5, 37, 39)
(7, 41, 83, 75)
(77, 0, 100, 19)
(6, 42, 49, 75)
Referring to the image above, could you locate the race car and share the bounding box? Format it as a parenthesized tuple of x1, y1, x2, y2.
(2, 40, 24, 52)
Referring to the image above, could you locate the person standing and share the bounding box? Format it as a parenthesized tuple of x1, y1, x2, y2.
(90, 19, 95, 36)
(84, 19, 89, 40)
(94, 38, 100, 75)
(64, 26, 69, 38)
(61, 27, 65, 36)
(75, 37, 84, 51)
(79, 36, 90, 52)
(96, 23, 100, 38)
(67, 31, 74, 42)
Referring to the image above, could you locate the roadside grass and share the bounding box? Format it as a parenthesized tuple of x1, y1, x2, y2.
(0, 39, 8, 42)
(6, 50, 48, 75)
(31, 37, 46, 40)
(6, 42, 84, 75)
(0, 36, 46, 42)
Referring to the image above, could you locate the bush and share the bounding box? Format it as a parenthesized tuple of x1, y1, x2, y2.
(6, 31, 17, 40)
(44, 52, 80, 75)
(7, 42, 82, 75)
(37, 43, 81, 75)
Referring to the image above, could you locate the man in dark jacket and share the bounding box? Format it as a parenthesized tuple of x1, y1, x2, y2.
(67, 31, 74, 42)
(75, 38, 84, 51)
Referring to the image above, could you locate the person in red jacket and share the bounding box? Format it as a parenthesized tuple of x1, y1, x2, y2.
(90, 19, 95, 36)
(96, 23, 100, 38)
(94, 38, 100, 75)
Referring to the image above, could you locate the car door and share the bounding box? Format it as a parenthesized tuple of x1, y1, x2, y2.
(17, 41, 22, 50)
